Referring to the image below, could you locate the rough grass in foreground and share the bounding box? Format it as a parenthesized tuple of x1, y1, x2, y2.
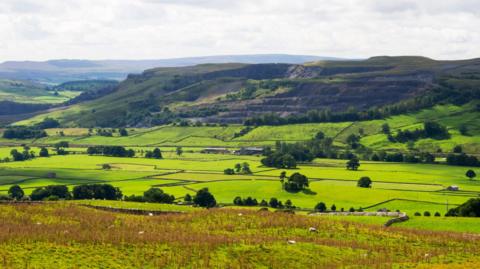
(0, 203, 479, 268)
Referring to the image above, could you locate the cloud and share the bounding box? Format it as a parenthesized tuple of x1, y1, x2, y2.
(0, 0, 479, 61)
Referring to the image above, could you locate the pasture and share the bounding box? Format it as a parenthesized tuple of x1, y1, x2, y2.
(0, 152, 478, 216)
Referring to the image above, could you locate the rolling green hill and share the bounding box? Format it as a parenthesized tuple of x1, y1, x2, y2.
(17, 56, 480, 128)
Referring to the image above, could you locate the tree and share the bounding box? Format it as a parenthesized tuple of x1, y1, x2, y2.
(119, 128, 128, 136)
(224, 168, 235, 175)
(281, 154, 297, 169)
(314, 202, 327, 212)
(269, 197, 279, 208)
(446, 198, 480, 217)
(144, 188, 175, 203)
(279, 171, 287, 183)
(241, 162, 252, 174)
(233, 196, 243, 205)
(459, 124, 468, 135)
(357, 176, 372, 188)
(184, 193, 192, 203)
(152, 148, 163, 159)
(315, 131, 325, 140)
(176, 146, 183, 156)
(284, 172, 309, 192)
(8, 185, 24, 200)
(381, 123, 390, 134)
(466, 169, 476, 180)
(193, 188, 216, 208)
(234, 163, 242, 173)
(346, 134, 360, 149)
(346, 158, 360, 170)
(331, 204, 337, 211)
(453, 145, 463, 153)
(39, 147, 49, 157)
(285, 199, 293, 208)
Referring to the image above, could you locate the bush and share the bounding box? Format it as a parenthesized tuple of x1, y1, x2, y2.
(434, 212, 441, 217)
(349, 207, 355, 212)
(423, 211, 431, 217)
(414, 212, 421, 216)
(446, 198, 480, 217)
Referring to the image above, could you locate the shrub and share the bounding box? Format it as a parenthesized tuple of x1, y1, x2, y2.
(349, 207, 355, 212)
(434, 212, 441, 217)
(423, 211, 431, 217)
(414, 212, 421, 216)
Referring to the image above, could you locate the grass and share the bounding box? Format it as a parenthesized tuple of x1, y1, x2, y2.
(0, 202, 478, 268)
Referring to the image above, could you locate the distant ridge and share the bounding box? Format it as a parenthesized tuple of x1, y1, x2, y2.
(0, 54, 344, 84)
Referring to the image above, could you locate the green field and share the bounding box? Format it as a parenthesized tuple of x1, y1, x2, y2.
(0, 153, 478, 217)
(10, 103, 480, 154)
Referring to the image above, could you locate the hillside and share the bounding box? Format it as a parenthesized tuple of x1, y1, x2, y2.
(0, 54, 331, 84)
(19, 56, 480, 128)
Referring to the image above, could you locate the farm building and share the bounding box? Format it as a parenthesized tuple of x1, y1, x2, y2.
(200, 148, 232, 154)
(234, 147, 264, 155)
(446, 185, 459, 191)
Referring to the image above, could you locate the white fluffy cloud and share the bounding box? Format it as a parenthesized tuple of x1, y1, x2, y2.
(0, 0, 478, 61)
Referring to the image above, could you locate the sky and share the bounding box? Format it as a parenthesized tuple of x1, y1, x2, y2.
(0, 0, 479, 61)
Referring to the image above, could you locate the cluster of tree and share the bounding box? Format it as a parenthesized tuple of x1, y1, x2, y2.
(224, 163, 252, 175)
(34, 118, 60, 129)
(87, 146, 135, 157)
(145, 148, 162, 159)
(280, 172, 309, 192)
(390, 122, 450, 143)
(192, 188, 216, 208)
(445, 198, 480, 217)
(446, 154, 480, 167)
(346, 158, 360, 170)
(233, 126, 254, 138)
(314, 202, 359, 213)
(414, 211, 441, 217)
(370, 151, 435, 164)
(2, 127, 47, 139)
(31, 185, 71, 201)
(54, 141, 70, 155)
(233, 196, 295, 209)
(10, 147, 35, 161)
(72, 184, 123, 200)
(125, 188, 175, 203)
